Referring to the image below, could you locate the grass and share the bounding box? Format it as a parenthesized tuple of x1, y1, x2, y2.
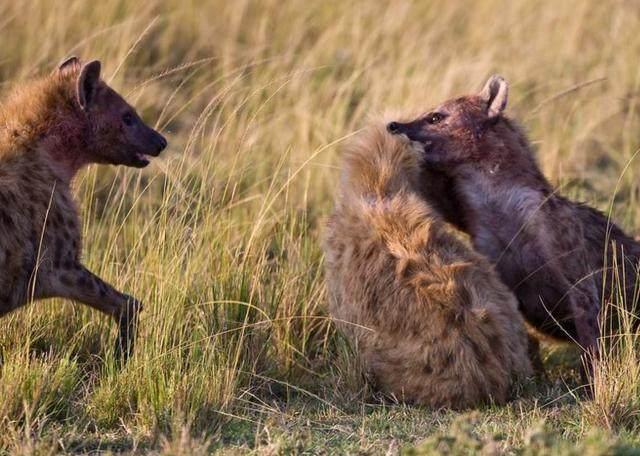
(1, 0, 640, 453)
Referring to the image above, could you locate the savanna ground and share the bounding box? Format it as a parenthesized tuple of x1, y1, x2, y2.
(1, 0, 640, 454)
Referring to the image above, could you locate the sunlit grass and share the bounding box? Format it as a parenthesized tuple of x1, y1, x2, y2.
(1, 0, 640, 452)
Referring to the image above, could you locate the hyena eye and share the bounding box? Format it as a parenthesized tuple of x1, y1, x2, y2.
(122, 112, 135, 126)
(426, 112, 446, 124)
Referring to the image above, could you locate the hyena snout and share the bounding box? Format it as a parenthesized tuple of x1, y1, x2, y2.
(387, 120, 432, 145)
(127, 124, 168, 167)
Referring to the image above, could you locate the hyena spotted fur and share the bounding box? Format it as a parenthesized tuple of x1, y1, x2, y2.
(324, 124, 531, 409)
(0, 57, 167, 358)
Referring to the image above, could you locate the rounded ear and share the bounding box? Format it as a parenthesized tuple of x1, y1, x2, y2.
(57, 56, 80, 72)
(479, 74, 508, 118)
(77, 60, 102, 111)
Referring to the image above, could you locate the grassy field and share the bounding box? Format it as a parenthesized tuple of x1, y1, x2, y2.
(1, 0, 640, 453)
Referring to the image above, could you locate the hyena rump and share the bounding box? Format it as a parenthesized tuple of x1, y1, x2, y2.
(0, 57, 167, 358)
(324, 124, 531, 409)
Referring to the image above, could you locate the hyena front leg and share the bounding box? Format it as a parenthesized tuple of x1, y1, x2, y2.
(567, 285, 600, 388)
(35, 264, 142, 360)
(532, 257, 599, 386)
(561, 250, 601, 388)
(526, 334, 547, 379)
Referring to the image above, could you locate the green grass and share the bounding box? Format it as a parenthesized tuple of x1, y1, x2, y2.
(2, 0, 640, 453)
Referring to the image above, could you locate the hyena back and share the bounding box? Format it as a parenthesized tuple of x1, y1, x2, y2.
(0, 57, 167, 358)
(324, 124, 531, 408)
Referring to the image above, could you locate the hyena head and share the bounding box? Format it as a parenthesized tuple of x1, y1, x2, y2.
(58, 56, 167, 168)
(387, 75, 519, 166)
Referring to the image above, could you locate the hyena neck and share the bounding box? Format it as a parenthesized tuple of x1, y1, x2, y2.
(38, 128, 92, 184)
(452, 158, 552, 234)
(0, 73, 92, 184)
(452, 134, 551, 199)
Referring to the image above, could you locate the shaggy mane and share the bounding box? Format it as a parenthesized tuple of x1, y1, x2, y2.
(0, 63, 83, 157)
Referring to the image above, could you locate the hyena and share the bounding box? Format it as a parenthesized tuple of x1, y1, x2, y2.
(0, 57, 167, 358)
(387, 76, 603, 377)
(324, 123, 531, 409)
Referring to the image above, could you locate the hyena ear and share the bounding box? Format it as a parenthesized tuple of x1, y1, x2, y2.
(479, 74, 508, 118)
(77, 60, 102, 111)
(57, 56, 80, 73)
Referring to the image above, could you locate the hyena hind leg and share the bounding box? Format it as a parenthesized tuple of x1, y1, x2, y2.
(0, 293, 23, 317)
(35, 263, 142, 361)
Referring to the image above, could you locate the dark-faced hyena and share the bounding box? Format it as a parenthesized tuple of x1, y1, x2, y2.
(324, 123, 531, 409)
(0, 57, 167, 358)
(387, 76, 604, 378)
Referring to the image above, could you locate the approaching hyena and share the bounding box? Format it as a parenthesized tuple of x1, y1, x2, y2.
(387, 76, 605, 376)
(0, 57, 167, 358)
(324, 123, 531, 409)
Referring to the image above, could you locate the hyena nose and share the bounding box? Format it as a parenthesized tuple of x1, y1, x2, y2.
(387, 122, 401, 134)
(155, 132, 168, 153)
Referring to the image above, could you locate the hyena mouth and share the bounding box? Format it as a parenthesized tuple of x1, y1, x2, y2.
(132, 152, 152, 168)
(409, 140, 433, 154)
(131, 133, 167, 167)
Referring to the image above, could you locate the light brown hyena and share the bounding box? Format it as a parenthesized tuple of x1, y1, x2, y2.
(387, 76, 602, 379)
(324, 123, 531, 409)
(0, 57, 167, 359)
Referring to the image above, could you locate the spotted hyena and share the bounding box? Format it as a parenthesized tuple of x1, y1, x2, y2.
(0, 57, 167, 358)
(387, 76, 602, 378)
(324, 123, 531, 409)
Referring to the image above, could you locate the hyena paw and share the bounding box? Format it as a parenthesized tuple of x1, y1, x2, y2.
(114, 295, 142, 362)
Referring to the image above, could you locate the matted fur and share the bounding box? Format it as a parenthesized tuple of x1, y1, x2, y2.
(324, 124, 531, 409)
